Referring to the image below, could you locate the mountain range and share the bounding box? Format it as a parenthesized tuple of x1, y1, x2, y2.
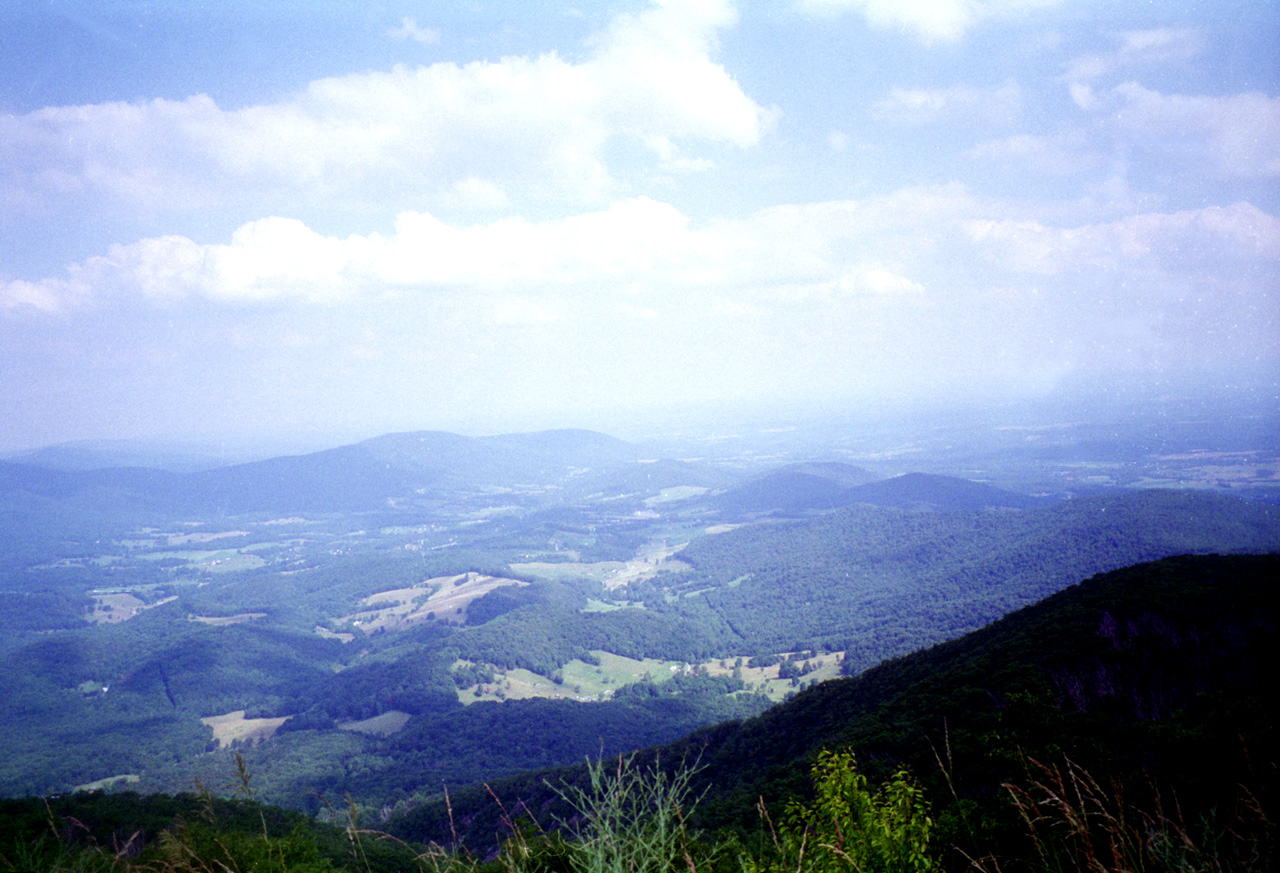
(1, 425, 1277, 863)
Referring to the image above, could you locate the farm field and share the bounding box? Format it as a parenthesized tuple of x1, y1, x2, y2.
(202, 711, 291, 749)
(341, 573, 530, 631)
(455, 649, 847, 705)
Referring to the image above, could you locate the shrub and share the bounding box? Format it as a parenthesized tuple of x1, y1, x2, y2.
(750, 750, 934, 873)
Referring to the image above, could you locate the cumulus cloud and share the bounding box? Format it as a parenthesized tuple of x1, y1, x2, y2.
(2, 191, 951, 312)
(13, 182, 1276, 333)
(0, 0, 766, 218)
(826, 266, 926, 297)
(796, 0, 1063, 44)
(5, 186, 1276, 402)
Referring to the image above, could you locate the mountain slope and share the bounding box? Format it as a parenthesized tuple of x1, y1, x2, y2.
(709, 462, 880, 516)
(840, 471, 1054, 510)
(674, 489, 1280, 664)
(0, 429, 646, 517)
(389, 553, 1278, 868)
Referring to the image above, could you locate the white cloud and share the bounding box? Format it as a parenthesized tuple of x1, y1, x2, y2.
(969, 130, 1104, 175)
(491, 296, 564, 326)
(1118, 27, 1203, 61)
(0, 0, 766, 218)
(964, 202, 1280, 276)
(387, 17, 441, 44)
(955, 203, 1280, 372)
(796, 0, 1064, 44)
(827, 266, 925, 297)
(974, 83, 1280, 180)
(1111, 83, 1280, 178)
(5, 188, 1276, 411)
(14, 184, 1275, 321)
(590, 0, 770, 152)
(2, 190, 959, 312)
(1068, 81, 1099, 110)
(1065, 28, 1204, 82)
(874, 81, 1021, 124)
(442, 177, 512, 213)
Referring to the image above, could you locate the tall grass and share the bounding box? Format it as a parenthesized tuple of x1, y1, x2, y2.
(972, 756, 1271, 873)
(4, 751, 1269, 873)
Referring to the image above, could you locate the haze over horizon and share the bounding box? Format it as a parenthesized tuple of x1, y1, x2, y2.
(2, 0, 1277, 453)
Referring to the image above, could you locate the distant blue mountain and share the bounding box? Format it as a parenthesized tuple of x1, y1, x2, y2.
(0, 429, 669, 515)
(841, 472, 1055, 511)
(711, 465, 1050, 516)
(710, 462, 879, 515)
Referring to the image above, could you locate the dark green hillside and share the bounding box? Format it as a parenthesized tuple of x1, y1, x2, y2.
(455, 605, 735, 675)
(122, 670, 770, 816)
(185, 443, 441, 513)
(675, 489, 1280, 665)
(374, 675, 770, 793)
(3, 421, 1275, 826)
(710, 467, 1049, 518)
(0, 790, 422, 873)
(0, 462, 177, 569)
(390, 553, 1278, 869)
(0, 601, 347, 796)
(0, 460, 181, 505)
(710, 462, 879, 516)
(840, 472, 1055, 511)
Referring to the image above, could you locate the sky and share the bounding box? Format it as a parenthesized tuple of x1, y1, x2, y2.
(1, 0, 1278, 451)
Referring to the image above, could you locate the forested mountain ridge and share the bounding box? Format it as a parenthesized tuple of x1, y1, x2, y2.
(388, 553, 1278, 870)
(708, 461, 880, 515)
(2, 423, 1278, 829)
(667, 488, 1280, 666)
(708, 468, 1050, 516)
(4, 553, 1272, 872)
(839, 471, 1055, 510)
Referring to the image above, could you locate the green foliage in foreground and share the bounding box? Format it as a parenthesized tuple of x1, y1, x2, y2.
(753, 750, 933, 873)
(3, 746, 1268, 873)
(0, 779, 420, 873)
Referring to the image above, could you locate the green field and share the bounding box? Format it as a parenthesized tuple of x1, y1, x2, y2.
(138, 549, 267, 573)
(456, 649, 844, 705)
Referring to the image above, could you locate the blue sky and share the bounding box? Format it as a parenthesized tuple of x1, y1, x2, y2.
(2, 0, 1277, 450)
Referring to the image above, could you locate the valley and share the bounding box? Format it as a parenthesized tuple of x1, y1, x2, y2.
(0, 399, 1277, 836)
(5, 2, 1276, 867)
